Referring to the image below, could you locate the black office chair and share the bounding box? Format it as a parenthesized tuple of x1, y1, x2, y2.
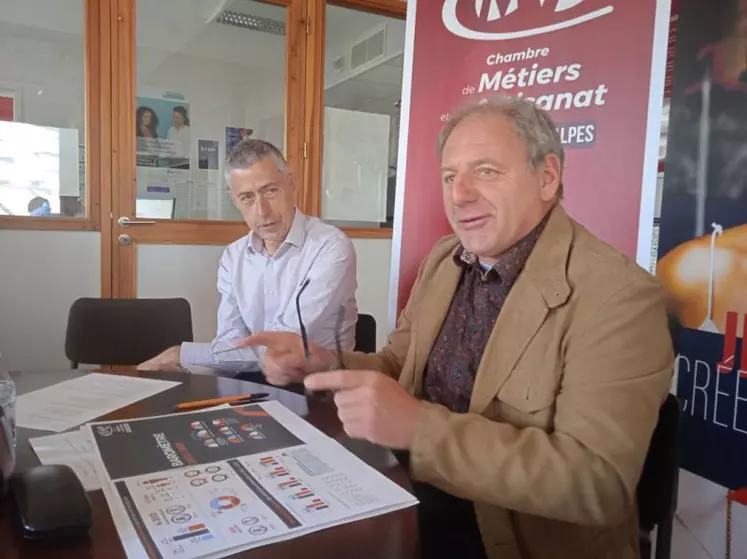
(65, 297, 194, 368)
(637, 393, 681, 559)
(354, 313, 377, 353)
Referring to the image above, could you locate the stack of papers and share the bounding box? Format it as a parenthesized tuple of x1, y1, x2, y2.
(17, 373, 180, 432)
(29, 430, 101, 491)
(84, 400, 417, 558)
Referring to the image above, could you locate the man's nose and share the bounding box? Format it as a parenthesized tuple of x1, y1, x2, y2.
(257, 196, 272, 217)
(450, 174, 479, 205)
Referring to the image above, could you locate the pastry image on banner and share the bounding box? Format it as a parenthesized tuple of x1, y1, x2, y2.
(656, 0, 747, 492)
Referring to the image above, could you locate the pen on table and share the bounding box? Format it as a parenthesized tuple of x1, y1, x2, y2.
(229, 396, 269, 407)
(174, 393, 270, 411)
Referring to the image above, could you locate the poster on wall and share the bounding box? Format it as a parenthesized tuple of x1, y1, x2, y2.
(198, 139, 219, 170)
(136, 94, 191, 169)
(656, 0, 747, 491)
(391, 0, 671, 316)
(226, 126, 254, 156)
(0, 94, 14, 122)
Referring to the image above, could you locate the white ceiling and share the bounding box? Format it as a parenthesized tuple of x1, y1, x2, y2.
(325, 54, 403, 115)
(324, 4, 404, 115)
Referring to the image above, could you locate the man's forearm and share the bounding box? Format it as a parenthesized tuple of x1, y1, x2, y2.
(181, 342, 264, 370)
(180, 342, 214, 367)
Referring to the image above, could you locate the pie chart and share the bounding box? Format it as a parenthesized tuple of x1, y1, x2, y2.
(210, 496, 241, 511)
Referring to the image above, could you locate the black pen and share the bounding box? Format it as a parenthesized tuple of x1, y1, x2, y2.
(229, 394, 270, 407)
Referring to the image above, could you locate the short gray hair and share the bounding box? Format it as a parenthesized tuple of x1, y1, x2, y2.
(225, 138, 290, 179)
(437, 96, 565, 196)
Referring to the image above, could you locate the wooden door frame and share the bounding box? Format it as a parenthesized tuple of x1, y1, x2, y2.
(0, 0, 107, 234)
(302, 0, 406, 240)
(105, 0, 406, 298)
(106, 0, 308, 299)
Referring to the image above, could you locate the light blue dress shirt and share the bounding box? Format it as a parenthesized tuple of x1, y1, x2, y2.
(180, 210, 358, 367)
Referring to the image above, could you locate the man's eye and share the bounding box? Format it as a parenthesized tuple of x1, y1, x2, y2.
(442, 175, 455, 185)
(477, 167, 496, 177)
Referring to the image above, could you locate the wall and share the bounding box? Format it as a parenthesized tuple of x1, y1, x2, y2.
(324, 8, 406, 90)
(0, 235, 391, 370)
(0, 230, 100, 371)
(322, 107, 391, 223)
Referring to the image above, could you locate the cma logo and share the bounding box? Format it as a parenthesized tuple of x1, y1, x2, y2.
(96, 425, 113, 437)
(442, 0, 614, 40)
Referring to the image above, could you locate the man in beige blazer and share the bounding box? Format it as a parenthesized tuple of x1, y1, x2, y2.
(239, 97, 674, 559)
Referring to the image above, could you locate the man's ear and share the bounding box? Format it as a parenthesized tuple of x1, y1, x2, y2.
(539, 153, 562, 202)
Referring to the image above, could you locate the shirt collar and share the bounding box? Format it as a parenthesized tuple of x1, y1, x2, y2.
(248, 208, 307, 254)
(454, 210, 551, 285)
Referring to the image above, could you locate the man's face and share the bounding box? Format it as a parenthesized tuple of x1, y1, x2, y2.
(228, 157, 296, 247)
(440, 113, 561, 264)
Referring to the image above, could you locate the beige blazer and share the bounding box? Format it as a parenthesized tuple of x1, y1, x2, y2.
(344, 205, 674, 559)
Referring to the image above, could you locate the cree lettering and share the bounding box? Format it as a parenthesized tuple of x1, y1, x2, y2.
(714, 363, 730, 428)
(693, 360, 710, 421)
(734, 373, 747, 434)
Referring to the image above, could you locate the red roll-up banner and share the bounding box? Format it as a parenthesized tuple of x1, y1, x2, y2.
(388, 0, 672, 324)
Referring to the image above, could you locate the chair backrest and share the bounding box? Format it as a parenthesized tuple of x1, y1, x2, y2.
(354, 313, 377, 353)
(637, 393, 681, 532)
(65, 297, 194, 367)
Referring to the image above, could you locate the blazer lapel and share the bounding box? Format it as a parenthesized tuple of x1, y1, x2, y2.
(410, 256, 462, 396)
(469, 205, 574, 414)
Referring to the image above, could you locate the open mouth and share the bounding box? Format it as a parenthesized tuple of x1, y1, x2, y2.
(459, 216, 490, 230)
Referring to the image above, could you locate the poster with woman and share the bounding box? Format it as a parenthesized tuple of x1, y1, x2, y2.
(656, 0, 747, 492)
(135, 96, 191, 169)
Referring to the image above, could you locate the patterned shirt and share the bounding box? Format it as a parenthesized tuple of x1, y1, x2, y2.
(414, 215, 550, 559)
(423, 214, 549, 412)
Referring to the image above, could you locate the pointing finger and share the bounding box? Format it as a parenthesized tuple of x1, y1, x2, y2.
(304, 370, 366, 392)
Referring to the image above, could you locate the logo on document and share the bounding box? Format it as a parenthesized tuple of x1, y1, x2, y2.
(96, 425, 114, 437)
(442, 0, 613, 40)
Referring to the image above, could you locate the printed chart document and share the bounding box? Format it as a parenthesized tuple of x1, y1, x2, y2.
(29, 429, 102, 491)
(17, 373, 180, 432)
(85, 400, 417, 558)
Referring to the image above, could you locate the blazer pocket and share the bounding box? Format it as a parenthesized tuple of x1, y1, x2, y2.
(493, 369, 559, 429)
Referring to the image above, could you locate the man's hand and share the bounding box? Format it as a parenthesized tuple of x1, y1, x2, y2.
(235, 332, 335, 386)
(304, 370, 420, 450)
(137, 346, 182, 372)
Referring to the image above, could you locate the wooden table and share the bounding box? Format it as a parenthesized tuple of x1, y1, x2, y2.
(0, 370, 418, 559)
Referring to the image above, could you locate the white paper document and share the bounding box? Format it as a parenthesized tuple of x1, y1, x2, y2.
(29, 429, 102, 491)
(84, 400, 417, 558)
(16, 373, 180, 432)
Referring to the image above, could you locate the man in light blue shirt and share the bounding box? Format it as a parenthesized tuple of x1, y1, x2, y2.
(138, 138, 357, 373)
